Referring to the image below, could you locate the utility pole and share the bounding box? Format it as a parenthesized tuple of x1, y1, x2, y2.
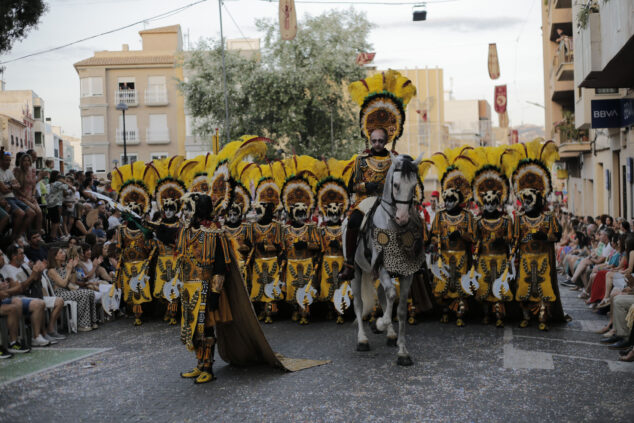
(218, 0, 230, 145)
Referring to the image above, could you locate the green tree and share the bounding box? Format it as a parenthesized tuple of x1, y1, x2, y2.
(0, 0, 48, 54)
(179, 8, 374, 158)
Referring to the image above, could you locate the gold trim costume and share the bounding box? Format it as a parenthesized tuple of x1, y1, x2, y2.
(428, 147, 477, 326)
(466, 147, 515, 327)
(504, 139, 564, 330)
(111, 161, 157, 326)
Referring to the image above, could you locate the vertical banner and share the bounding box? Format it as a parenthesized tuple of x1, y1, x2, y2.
(494, 85, 507, 114)
(279, 0, 298, 41)
(488, 43, 500, 80)
(499, 111, 509, 128)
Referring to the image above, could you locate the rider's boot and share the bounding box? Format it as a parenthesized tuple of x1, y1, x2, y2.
(338, 227, 359, 281)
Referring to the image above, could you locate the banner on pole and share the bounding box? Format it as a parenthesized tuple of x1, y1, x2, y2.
(279, 0, 298, 41)
(499, 111, 509, 128)
(356, 52, 376, 65)
(212, 129, 220, 154)
(488, 43, 500, 80)
(494, 85, 507, 114)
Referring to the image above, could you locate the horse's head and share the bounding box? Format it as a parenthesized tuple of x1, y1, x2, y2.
(384, 153, 423, 227)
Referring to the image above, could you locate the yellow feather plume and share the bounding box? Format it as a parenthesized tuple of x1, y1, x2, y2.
(179, 154, 214, 188)
(111, 161, 155, 193)
(227, 135, 269, 177)
(326, 156, 356, 182)
(348, 69, 416, 107)
(418, 159, 435, 181)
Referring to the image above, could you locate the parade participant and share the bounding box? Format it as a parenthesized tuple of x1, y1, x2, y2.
(505, 139, 564, 331)
(248, 175, 285, 323)
(144, 156, 191, 325)
(467, 146, 514, 327)
(339, 70, 417, 281)
(223, 180, 253, 285)
(111, 161, 157, 326)
(429, 147, 477, 326)
(280, 173, 322, 324)
(316, 159, 354, 323)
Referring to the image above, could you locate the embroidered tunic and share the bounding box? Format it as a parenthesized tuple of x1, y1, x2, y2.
(281, 223, 321, 304)
(249, 222, 283, 302)
(474, 215, 514, 302)
(115, 226, 156, 305)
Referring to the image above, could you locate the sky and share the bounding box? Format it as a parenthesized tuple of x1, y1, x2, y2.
(0, 0, 545, 139)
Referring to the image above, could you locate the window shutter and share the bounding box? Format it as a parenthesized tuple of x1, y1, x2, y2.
(149, 114, 167, 129)
(93, 116, 104, 134)
(91, 77, 103, 96)
(80, 78, 90, 97)
(82, 116, 93, 135)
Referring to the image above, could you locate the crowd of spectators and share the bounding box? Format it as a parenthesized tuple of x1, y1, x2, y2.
(0, 149, 120, 359)
(556, 212, 634, 362)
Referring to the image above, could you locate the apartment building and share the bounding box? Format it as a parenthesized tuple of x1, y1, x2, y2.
(0, 114, 27, 157)
(556, 0, 634, 218)
(74, 25, 187, 174)
(0, 89, 45, 164)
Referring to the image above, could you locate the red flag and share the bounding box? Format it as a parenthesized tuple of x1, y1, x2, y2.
(355, 52, 376, 65)
(488, 43, 500, 80)
(494, 85, 507, 114)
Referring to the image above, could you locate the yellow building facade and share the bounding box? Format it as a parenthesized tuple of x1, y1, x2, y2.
(74, 25, 186, 174)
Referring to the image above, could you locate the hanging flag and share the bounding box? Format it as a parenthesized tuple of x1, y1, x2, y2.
(488, 43, 500, 80)
(499, 111, 509, 128)
(279, 0, 297, 41)
(494, 85, 507, 114)
(355, 52, 376, 65)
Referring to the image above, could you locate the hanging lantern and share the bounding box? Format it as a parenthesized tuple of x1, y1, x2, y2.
(279, 0, 297, 41)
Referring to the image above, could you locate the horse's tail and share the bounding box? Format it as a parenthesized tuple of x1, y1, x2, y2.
(361, 272, 377, 319)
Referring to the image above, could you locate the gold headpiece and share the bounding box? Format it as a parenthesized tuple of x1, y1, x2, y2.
(111, 161, 155, 214)
(430, 146, 477, 202)
(230, 181, 251, 216)
(465, 146, 511, 206)
(255, 177, 281, 210)
(181, 153, 214, 193)
(145, 156, 189, 211)
(349, 69, 417, 148)
(315, 157, 355, 217)
(282, 176, 315, 214)
(502, 139, 559, 198)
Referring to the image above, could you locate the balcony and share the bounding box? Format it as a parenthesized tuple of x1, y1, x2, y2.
(554, 41, 574, 81)
(550, 63, 574, 106)
(144, 89, 168, 106)
(115, 129, 140, 145)
(548, 3, 572, 42)
(146, 128, 170, 144)
(577, 12, 602, 87)
(558, 140, 592, 158)
(114, 89, 138, 106)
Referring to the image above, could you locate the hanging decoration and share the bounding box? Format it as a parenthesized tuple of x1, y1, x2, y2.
(488, 43, 500, 80)
(279, 0, 298, 41)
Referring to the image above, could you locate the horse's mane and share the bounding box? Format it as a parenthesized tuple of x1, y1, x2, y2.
(395, 155, 418, 178)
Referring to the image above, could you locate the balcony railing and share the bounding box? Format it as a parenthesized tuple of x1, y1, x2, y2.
(116, 129, 140, 145)
(146, 128, 170, 144)
(114, 89, 138, 106)
(145, 89, 168, 105)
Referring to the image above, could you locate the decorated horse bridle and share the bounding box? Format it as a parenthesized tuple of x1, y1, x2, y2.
(380, 168, 415, 218)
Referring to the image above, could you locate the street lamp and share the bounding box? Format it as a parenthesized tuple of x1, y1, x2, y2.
(116, 102, 129, 165)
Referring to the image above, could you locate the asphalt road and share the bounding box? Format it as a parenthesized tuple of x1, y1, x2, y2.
(1, 282, 633, 423)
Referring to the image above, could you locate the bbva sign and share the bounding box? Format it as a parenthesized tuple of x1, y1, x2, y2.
(591, 98, 634, 128)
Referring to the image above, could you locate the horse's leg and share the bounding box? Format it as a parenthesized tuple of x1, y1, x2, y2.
(371, 285, 387, 334)
(376, 268, 397, 345)
(396, 275, 413, 366)
(352, 268, 369, 351)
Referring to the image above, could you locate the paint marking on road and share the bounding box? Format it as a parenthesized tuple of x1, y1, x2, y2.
(514, 334, 603, 346)
(502, 327, 554, 370)
(577, 320, 606, 332)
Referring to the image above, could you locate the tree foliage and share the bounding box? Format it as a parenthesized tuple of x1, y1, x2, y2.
(0, 0, 48, 54)
(179, 8, 374, 158)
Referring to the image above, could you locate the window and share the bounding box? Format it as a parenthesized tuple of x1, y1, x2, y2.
(80, 77, 103, 97)
(33, 106, 42, 119)
(20, 138, 23, 148)
(146, 76, 167, 104)
(150, 152, 168, 161)
(117, 77, 135, 91)
(596, 88, 619, 95)
(185, 115, 194, 136)
(118, 114, 137, 129)
(147, 114, 169, 144)
(83, 153, 106, 173)
(10, 135, 13, 145)
(120, 153, 138, 165)
(34, 131, 42, 145)
(82, 116, 105, 135)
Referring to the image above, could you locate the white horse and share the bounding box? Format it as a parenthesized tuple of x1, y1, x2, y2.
(348, 154, 425, 366)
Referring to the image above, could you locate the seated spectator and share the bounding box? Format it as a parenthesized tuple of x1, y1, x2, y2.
(0, 246, 54, 346)
(47, 247, 98, 332)
(600, 274, 634, 359)
(596, 236, 634, 309)
(108, 209, 122, 230)
(583, 233, 623, 300)
(24, 232, 48, 263)
(91, 221, 106, 243)
(0, 275, 31, 357)
(13, 152, 43, 235)
(0, 151, 34, 242)
(69, 203, 90, 238)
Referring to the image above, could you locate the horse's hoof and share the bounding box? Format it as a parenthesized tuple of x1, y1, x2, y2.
(538, 323, 548, 331)
(356, 342, 370, 352)
(495, 319, 504, 328)
(386, 337, 397, 347)
(370, 321, 383, 334)
(456, 318, 465, 327)
(397, 355, 413, 366)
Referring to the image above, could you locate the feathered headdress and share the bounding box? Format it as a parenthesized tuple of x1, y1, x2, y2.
(348, 69, 417, 149)
(430, 146, 477, 202)
(315, 157, 356, 218)
(282, 176, 315, 214)
(181, 153, 215, 193)
(465, 146, 512, 206)
(502, 138, 559, 198)
(111, 161, 155, 214)
(145, 156, 190, 211)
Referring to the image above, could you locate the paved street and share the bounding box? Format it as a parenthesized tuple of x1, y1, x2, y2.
(1, 283, 633, 423)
